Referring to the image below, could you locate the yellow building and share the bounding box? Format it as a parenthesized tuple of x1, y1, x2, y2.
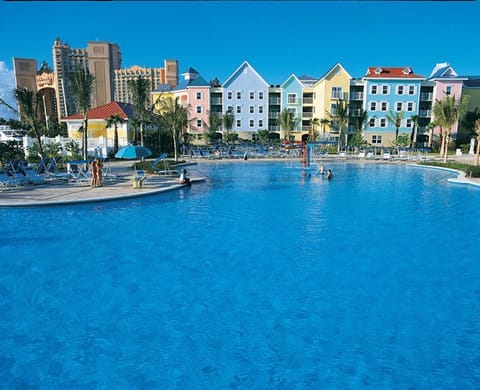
(312, 63, 352, 137)
(62, 101, 136, 155)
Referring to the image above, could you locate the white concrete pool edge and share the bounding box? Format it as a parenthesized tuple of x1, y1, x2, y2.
(407, 163, 480, 188)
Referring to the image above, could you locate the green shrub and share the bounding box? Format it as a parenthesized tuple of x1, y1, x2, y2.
(419, 161, 480, 177)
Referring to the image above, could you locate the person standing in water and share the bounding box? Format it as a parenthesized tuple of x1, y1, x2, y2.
(326, 169, 333, 179)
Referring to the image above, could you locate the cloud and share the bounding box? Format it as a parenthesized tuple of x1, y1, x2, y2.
(0, 61, 18, 120)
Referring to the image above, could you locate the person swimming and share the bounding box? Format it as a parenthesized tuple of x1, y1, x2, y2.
(326, 169, 333, 179)
(318, 163, 325, 175)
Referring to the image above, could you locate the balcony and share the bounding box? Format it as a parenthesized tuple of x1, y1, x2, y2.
(269, 112, 280, 119)
(211, 98, 223, 105)
(302, 112, 313, 118)
(420, 92, 433, 101)
(269, 98, 281, 105)
(349, 108, 362, 116)
(302, 125, 312, 131)
(269, 125, 280, 132)
(303, 97, 313, 104)
(419, 109, 431, 117)
(350, 92, 364, 100)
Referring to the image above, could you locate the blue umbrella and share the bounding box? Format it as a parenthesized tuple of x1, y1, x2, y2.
(115, 145, 152, 160)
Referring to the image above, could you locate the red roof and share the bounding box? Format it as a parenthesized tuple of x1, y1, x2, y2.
(365, 67, 424, 79)
(62, 101, 136, 120)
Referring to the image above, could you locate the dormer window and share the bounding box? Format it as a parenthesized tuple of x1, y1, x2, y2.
(403, 67, 412, 75)
(374, 67, 382, 75)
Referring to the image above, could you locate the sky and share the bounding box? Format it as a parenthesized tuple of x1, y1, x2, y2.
(1, 1, 479, 119)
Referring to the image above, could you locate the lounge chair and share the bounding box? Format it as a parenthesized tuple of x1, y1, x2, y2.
(18, 162, 46, 185)
(0, 171, 24, 190)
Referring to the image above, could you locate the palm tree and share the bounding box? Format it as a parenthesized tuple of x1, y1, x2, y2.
(474, 119, 480, 167)
(386, 110, 403, 142)
(277, 108, 299, 142)
(127, 78, 150, 146)
(310, 117, 320, 141)
(327, 99, 349, 151)
(426, 121, 436, 149)
(158, 96, 189, 162)
(207, 112, 221, 142)
(105, 113, 124, 154)
(409, 114, 419, 148)
(222, 109, 235, 144)
(14, 87, 45, 158)
(432, 95, 469, 163)
(69, 66, 94, 160)
(320, 118, 330, 138)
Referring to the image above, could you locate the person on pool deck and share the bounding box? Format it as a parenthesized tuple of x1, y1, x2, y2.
(179, 169, 190, 185)
(326, 169, 333, 180)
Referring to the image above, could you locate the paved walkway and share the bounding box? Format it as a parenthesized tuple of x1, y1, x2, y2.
(0, 161, 204, 207)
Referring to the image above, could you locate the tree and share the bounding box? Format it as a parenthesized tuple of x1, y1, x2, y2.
(105, 114, 124, 154)
(386, 110, 403, 142)
(69, 66, 94, 160)
(222, 109, 235, 144)
(14, 87, 45, 158)
(409, 114, 419, 148)
(433, 95, 469, 163)
(127, 78, 150, 146)
(158, 96, 189, 162)
(320, 118, 330, 138)
(277, 108, 299, 142)
(205, 111, 222, 144)
(326, 99, 349, 151)
(257, 129, 271, 145)
(309, 117, 320, 141)
(474, 119, 480, 167)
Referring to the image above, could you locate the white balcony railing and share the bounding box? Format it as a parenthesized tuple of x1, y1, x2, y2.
(350, 92, 364, 100)
(420, 92, 433, 101)
(211, 98, 223, 105)
(269, 98, 281, 105)
(269, 112, 280, 119)
(302, 112, 313, 118)
(419, 109, 432, 117)
(303, 97, 313, 104)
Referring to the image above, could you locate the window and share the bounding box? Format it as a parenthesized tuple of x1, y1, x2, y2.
(382, 85, 389, 95)
(259, 119, 263, 128)
(397, 85, 404, 95)
(372, 135, 382, 144)
(258, 106, 264, 114)
(227, 105, 233, 113)
(258, 91, 264, 99)
(370, 85, 378, 95)
(236, 119, 241, 128)
(407, 102, 414, 112)
(249, 120, 254, 128)
(196, 106, 202, 114)
(381, 102, 388, 111)
(380, 118, 386, 127)
(249, 91, 254, 99)
(406, 119, 413, 128)
(331, 87, 343, 99)
(196, 92, 202, 100)
(288, 94, 297, 104)
(330, 103, 337, 116)
(249, 105, 254, 114)
(236, 91, 241, 99)
(369, 118, 376, 127)
(287, 108, 296, 116)
(396, 102, 403, 111)
(236, 106, 241, 114)
(408, 85, 415, 95)
(227, 92, 232, 100)
(196, 119, 202, 128)
(445, 85, 452, 96)
(370, 101, 377, 111)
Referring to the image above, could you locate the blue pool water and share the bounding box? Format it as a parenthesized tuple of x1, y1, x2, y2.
(1, 161, 480, 389)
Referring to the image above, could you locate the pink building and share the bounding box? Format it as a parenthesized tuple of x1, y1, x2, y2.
(428, 63, 467, 136)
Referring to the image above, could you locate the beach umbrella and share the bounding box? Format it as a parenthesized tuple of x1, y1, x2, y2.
(115, 145, 152, 160)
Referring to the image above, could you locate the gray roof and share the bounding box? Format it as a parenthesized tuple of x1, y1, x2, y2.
(462, 76, 480, 88)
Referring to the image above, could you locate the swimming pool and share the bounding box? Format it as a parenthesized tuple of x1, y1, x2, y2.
(1, 161, 479, 388)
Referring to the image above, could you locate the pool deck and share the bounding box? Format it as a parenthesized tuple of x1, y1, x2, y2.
(1, 156, 479, 207)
